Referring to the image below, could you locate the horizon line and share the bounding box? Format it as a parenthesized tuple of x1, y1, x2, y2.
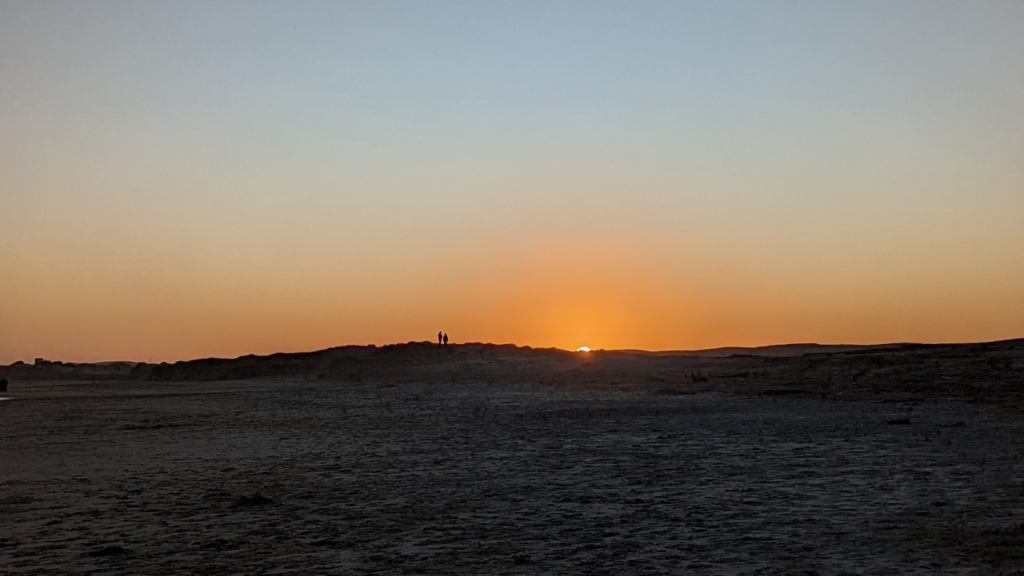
(8, 336, 1023, 367)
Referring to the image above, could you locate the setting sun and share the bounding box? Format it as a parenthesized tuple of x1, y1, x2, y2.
(576, 347, 591, 352)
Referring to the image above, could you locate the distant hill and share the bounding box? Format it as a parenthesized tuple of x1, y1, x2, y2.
(3, 339, 1023, 406)
(650, 343, 895, 357)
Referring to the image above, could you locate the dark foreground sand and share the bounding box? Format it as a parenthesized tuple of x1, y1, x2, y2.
(2, 374, 1023, 575)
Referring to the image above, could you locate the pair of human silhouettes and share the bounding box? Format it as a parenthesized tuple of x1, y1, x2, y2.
(437, 332, 448, 346)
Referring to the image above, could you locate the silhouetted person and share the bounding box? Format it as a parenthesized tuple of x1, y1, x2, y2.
(443, 333, 448, 346)
(438, 331, 443, 345)
(0, 377, 7, 392)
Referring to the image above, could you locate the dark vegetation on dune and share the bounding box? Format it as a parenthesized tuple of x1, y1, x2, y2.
(4, 339, 1024, 404)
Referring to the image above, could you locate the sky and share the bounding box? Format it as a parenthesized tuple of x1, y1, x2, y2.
(1, 1, 1022, 363)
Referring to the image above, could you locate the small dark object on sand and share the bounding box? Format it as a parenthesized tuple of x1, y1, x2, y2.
(513, 554, 532, 565)
(230, 492, 275, 508)
(886, 418, 911, 425)
(89, 545, 129, 557)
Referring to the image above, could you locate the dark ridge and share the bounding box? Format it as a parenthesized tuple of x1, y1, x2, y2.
(133, 342, 569, 382)
(2, 338, 1023, 404)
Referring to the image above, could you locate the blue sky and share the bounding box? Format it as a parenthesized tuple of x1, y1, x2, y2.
(1, 1, 1022, 361)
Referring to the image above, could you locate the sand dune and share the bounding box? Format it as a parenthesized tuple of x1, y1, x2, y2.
(5, 339, 1023, 404)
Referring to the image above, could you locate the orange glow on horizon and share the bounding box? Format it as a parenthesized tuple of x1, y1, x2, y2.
(3, 233, 1020, 365)
(2, 4, 1022, 364)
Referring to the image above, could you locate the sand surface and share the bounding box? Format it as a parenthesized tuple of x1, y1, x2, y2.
(2, 377, 1023, 575)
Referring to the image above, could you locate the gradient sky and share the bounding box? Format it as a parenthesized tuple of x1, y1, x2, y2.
(2, 1, 1022, 363)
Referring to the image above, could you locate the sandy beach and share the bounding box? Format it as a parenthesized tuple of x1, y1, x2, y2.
(3, 355, 1023, 574)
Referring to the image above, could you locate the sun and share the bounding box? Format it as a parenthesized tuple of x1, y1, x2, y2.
(576, 346, 591, 352)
